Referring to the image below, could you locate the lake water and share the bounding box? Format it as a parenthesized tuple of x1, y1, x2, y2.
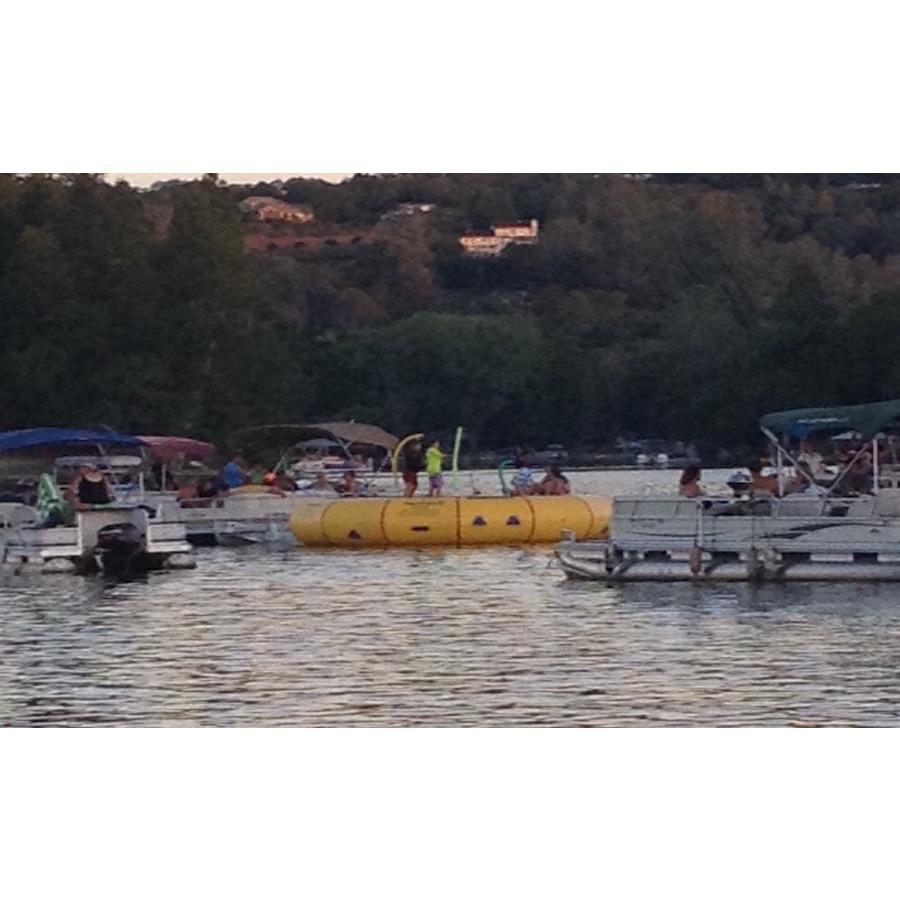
(1, 468, 898, 726)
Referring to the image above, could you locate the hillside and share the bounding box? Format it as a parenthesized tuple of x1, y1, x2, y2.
(3, 172, 900, 456)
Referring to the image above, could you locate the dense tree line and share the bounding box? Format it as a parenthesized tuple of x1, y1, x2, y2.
(3, 172, 900, 456)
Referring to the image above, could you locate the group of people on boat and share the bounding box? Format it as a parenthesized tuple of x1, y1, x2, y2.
(13, 431, 579, 517)
(174, 453, 373, 504)
(678, 438, 881, 500)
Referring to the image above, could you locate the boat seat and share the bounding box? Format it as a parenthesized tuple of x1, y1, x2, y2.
(872, 490, 900, 517)
(843, 497, 878, 518)
(777, 499, 827, 517)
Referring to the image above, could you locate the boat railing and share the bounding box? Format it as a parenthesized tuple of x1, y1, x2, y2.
(609, 491, 900, 553)
(612, 492, 900, 521)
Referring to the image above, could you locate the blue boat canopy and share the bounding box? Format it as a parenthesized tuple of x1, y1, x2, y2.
(759, 399, 900, 440)
(0, 428, 144, 453)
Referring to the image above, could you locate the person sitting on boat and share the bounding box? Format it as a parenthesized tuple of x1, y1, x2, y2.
(798, 441, 826, 477)
(178, 477, 220, 507)
(536, 465, 571, 496)
(309, 472, 337, 495)
(248, 464, 267, 486)
(273, 473, 298, 492)
(841, 449, 874, 494)
(66, 464, 114, 510)
(337, 470, 361, 497)
(748, 458, 780, 496)
(177, 480, 198, 502)
(678, 464, 704, 498)
(258, 471, 286, 497)
(217, 454, 248, 493)
(510, 466, 536, 496)
(784, 461, 828, 497)
(196, 477, 219, 499)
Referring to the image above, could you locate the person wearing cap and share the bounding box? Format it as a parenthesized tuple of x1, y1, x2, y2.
(66, 464, 114, 510)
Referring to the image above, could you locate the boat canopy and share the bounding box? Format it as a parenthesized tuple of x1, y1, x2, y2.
(0, 428, 144, 453)
(138, 435, 217, 463)
(760, 399, 900, 440)
(233, 422, 400, 451)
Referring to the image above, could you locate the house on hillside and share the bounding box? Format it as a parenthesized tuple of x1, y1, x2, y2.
(381, 202, 435, 220)
(492, 219, 539, 242)
(240, 196, 315, 224)
(459, 218, 540, 256)
(458, 231, 508, 256)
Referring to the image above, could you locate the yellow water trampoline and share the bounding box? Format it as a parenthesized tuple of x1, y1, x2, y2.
(289, 495, 611, 548)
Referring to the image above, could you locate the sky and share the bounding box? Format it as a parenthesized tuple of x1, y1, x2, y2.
(107, 173, 351, 187)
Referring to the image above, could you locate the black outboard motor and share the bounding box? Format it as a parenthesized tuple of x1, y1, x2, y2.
(95, 522, 145, 575)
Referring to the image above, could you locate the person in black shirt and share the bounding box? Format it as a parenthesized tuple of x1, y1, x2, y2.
(66, 465, 114, 510)
(401, 440, 424, 497)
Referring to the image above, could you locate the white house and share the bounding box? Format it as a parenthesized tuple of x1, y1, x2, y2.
(458, 231, 509, 256)
(491, 219, 539, 242)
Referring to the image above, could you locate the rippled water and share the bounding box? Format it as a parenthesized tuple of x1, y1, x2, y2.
(2, 468, 899, 726)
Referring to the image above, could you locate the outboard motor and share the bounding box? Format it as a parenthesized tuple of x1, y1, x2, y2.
(95, 522, 145, 575)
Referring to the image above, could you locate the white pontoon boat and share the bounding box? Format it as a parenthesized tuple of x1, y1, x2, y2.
(556, 400, 900, 582)
(0, 428, 195, 574)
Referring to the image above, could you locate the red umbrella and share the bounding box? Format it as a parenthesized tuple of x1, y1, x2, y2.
(138, 435, 217, 464)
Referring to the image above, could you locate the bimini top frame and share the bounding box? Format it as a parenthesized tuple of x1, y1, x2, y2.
(760, 399, 900, 497)
(230, 422, 400, 475)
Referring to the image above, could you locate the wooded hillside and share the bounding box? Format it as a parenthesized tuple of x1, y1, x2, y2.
(3, 173, 900, 455)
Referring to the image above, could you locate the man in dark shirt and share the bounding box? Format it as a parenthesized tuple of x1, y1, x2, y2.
(401, 440, 424, 497)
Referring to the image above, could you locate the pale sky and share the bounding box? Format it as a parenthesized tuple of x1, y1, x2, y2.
(107, 173, 351, 187)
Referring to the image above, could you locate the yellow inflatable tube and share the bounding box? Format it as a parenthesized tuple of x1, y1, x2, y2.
(290, 495, 611, 547)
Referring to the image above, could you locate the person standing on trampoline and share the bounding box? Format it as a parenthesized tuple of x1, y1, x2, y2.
(426, 439, 444, 498)
(401, 438, 425, 497)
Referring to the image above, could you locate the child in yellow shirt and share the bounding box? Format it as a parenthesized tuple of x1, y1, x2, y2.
(425, 439, 444, 497)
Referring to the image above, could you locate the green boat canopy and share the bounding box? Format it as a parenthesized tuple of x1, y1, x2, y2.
(760, 399, 900, 440)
